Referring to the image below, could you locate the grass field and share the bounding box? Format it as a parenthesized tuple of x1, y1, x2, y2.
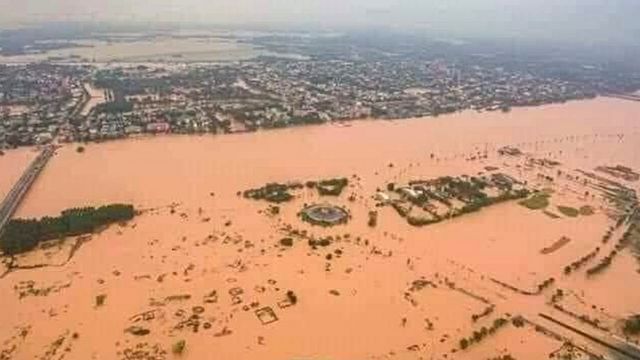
(519, 193, 550, 210)
(557, 205, 580, 217)
(579, 205, 595, 216)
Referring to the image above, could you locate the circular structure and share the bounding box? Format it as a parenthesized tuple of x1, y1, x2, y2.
(300, 204, 349, 226)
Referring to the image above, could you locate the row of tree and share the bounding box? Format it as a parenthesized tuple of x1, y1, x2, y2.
(564, 247, 600, 275)
(459, 317, 509, 349)
(0, 204, 135, 255)
(587, 223, 637, 276)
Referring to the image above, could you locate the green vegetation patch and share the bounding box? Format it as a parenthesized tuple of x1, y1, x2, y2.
(579, 205, 595, 216)
(306, 178, 349, 196)
(94, 100, 133, 114)
(279, 237, 293, 247)
(557, 206, 580, 218)
(243, 183, 299, 203)
(0, 204, 135, 256)
(458, 317, 509, 350)
(518, 193, 550, 210)
(244, 178, 348, 203)
(172, 339, 186, 355)
(623, 315, 640, 335)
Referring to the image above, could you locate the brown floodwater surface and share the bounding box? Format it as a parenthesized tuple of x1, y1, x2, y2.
(1, 97, 640, 360)
(0, 147, 38, 200)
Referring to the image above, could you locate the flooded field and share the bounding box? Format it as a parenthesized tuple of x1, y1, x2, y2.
(80, 83, 108, 116)
(0, 35, 305, 64)
(1, 97, 640, 360)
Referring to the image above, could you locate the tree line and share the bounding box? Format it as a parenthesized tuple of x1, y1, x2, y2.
(0, 204, 135, 255)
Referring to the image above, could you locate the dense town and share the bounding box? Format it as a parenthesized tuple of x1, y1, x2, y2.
(1, 34, 640, 148)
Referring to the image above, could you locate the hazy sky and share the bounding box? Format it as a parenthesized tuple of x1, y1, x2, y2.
(1, 0, 639, 44)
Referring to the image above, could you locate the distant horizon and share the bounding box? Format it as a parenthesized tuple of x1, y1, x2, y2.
(1, 19, 639, 51)
(0, 0, 639, 47)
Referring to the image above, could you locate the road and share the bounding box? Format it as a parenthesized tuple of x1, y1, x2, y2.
(0, 145, 55, 236)
(604, 93, 640, 102)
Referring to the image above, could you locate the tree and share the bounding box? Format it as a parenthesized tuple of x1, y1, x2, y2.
(512, 316, 525, 328)
(494, 318, 508, 328)
(480, 326, 488, 337)
(0, 204, 135, 256)
(623, 316, 640, 335)
(0, 219, 41, 255)
(459, 338, 469, 349)
(472, 331, 482, 342)
(286, 290, 298, 305)
(172, 340, 186, 355)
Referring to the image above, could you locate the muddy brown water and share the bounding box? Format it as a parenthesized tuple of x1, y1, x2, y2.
(1, 97, 640, 360)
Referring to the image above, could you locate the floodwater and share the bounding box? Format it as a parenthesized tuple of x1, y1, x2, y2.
(1, 97, 640, 360)
(0, 36, 306, 64)
(79, 83, 107, 116)
(0, 147, 37, 200)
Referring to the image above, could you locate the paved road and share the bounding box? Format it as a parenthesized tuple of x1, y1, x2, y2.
(0, 146, 55, 236)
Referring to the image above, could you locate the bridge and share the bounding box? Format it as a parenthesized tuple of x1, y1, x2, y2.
(0, 146, 56, 237)
(603, 93, 640, 102)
